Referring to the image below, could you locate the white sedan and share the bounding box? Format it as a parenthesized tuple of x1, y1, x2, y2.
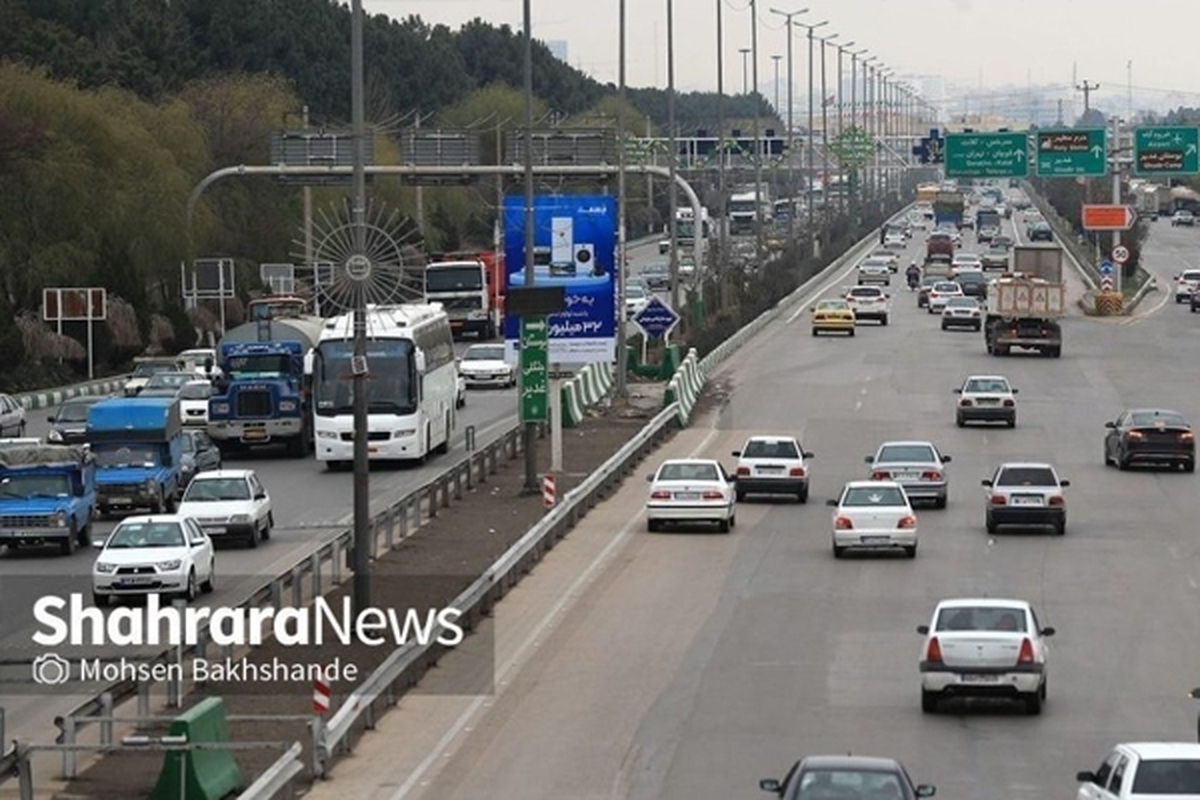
(926, 281, 964, 313)
(954, 374, 1017, 427)
(732, 435, 813, 503)
(827, 480, 918, 558)
(92, 514, 215, 605)
(917, 597, 1054, 714)
(645, 459, 737, 532)
(457, 343, 516, 388)
(177, 469, 274, 548)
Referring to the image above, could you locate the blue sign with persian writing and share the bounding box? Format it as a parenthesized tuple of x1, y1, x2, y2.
(503, 195, 617, 364)
(634, 297, 680, 339)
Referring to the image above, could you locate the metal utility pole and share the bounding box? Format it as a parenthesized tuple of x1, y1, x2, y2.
(349, 0, 371, 613)
(800, 20, 827, 255)
(834, 41, 854, 216)
(616, 0, 628, 396)
(751, 0, 765, 269)
(740, 48, 751, 94)
(1112, 114, 1124, 294)
(716, 0, 728, 299)
(769, 6, 808, 241)
(772, 55, 782, 114)
(1076, 79, 1100, 116)
(667, 0, 680, 312)
(521, 0, 538, 494)
(819, 34, 835, 206)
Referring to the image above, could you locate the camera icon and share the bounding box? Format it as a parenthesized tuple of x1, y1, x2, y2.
(32, 653, 71, 686)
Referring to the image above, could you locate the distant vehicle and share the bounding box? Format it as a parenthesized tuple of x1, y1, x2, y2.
(645, 458, 737, 533)
(123, 357, 179, 396)
(844, 286, 891, 325)
(46, 396, 103, 445)
(827, 480, 918, 558)
(883, 231, 907, 249)
(178, 380, 213, 426)
(917, 597, 1054, 715)
(0, 442, 95, 555)
(810, 299, 856, 336)
(856, 257, 892, 286)
(176, 468, 274, 549)
(0, 394, 26, 438)
(624, 282, 650, 318)
(139, 371, 196, 398)
(423, 253, 505, 339)
(950, 253, 983, 276)
(732, 435, 813, 503)
(927, 281, 964, 313)
(640, 262, 670, 291)
(980, 242, 1012, 271)
(91, 514, 215, 605)
(916, 276, 940, 308)
(955, 272, 989, 299)
(1172, 209, 1196, 227)
(1075, 742, 1200, 799)
(982, 462, 1069, 535)
(759, 754, 936, 799)
(868, 250, 901, 272)
(1104, 408, 1195, 472)
(1028, 222, 1054, 242)
(457, 343, 516, 388)
(1174, 269, 1200, 303)
(866, 440, 951, 508)
(178, 428, 221, 493)
(941, 297, 983, 331)
(954, 375, 1018, 427)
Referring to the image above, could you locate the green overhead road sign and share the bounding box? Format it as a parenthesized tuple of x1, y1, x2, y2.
(831, 127, 875, 166)
(1134, 126, 1200, 175)
(519, 316, 548, 423)
(944, 132, 1029, 178)
(1035, 128, 1107, 177)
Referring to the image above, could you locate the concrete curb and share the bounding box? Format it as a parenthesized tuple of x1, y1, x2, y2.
(15, 375, 130, 412)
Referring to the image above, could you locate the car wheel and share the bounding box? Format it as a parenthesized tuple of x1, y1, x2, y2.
(1023, 689, 1043, 715)
(729, 513, 736, 529)
(647, 519, 660, 533)
(1006, 417, 1016, 428)
(881, 315, 889, 326)
(1186, 461, 1196, 474)
(247, 524, 259, 548)
(201, 561, 215, 593)
(736, 488, 746, 502)
(935, 495, 947, 510)
(811, 327, 819, 337)
(59, 524, 77, 556)
(921, 689, 939, 714)
(903, 545, 917, 558)
(92, 592, 109, 608)
(986, 514, 997, 534)
(181, 570, 198, 603)
(796, 486, 808, 504)
(940, 322, 948, 331)
(833, 544, 846, 559)
(956, 413, 965, 428)
(1054, 518, 1066, 536)
(1117, 455, 1130, 471)
(264, 512, 274, 539)
(848, 328, 855, 337)
(717, 518, 730, 533)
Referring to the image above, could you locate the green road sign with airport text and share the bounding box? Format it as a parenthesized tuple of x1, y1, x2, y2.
(1134, 126, 1200, 175)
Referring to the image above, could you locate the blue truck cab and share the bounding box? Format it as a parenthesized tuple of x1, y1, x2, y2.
(0, 442, 97, 555)
(86, 396, 183, 518)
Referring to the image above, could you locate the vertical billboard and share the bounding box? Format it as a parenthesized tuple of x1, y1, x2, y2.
(503, 195, 616, 365)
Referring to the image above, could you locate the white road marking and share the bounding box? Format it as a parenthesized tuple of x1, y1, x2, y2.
(386, 427, 723, 800)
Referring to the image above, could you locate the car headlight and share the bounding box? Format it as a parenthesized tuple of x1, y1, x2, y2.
(53, 511, 67, 528)
(278, 400, 297, 412)
(395, 428, 417, 438)
(231, 514, 252, 525)
(157, 559, 182, 571)
(47, 429, 63, 442)
(143, 478, 157, 495)
(212, 402, 230, 415)
(95, 562, 116, 574)
(317, 430, 338, 439)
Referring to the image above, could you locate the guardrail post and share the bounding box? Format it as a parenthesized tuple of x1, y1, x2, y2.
(60, 716, 76, 779)
(270, 577, 284, 610)
(196, 625, 209, 661)
(292, 565, 304, 607)
(17, 744, 33, 800)
(453, 465, 463, 500)
(465, 424, 476, 451)
(310, 715, 325, 778)
(331, 538, 343, 585)
(1, 706, 5, 752)
(137, 679, 151, 718)
(426, 485, 437, 519)
(99, 692, 113, 745)
(441, 475, 452, 508)
(310, 551, 322, 598)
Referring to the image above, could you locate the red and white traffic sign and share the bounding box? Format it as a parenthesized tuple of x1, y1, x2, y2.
(1100, 276, 1114, 292)
(1082, 205, 1136, 231)
(1112, 245, 1130, 264)
(313, 671, 331, 714)
(542, 474, 556, 508)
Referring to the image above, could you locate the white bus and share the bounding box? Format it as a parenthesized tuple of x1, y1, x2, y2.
(311, 303, 457, 468)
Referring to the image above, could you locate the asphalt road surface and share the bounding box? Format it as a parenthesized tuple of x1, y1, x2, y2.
(303, 210, 1200, 799)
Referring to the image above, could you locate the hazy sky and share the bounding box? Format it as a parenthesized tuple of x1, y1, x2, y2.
(365, 0, 1200, 112)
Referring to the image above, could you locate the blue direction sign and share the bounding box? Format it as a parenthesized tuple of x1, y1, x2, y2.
(633, 297, 680, 339)
(944, 131, 1029, 178)
(912, 128, 945, 164)
(1099, 260, 1114, 276)
(1134, 126, 1200, 174)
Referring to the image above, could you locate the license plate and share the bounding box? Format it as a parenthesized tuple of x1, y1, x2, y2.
(119, 577, 153, 586)
(893, 472, 919, 481)
(109, 498, 131, 505)
(978, 398, 999, 405)
(960, 674, 1002, 683)
(1011, 495, 1044, 506)
(203, 527, 227, 535)
(675, 492, 701, 500)
(757, 467, 784, 474)
(244, 430, 267, 440)
(862, 536, 891, 544)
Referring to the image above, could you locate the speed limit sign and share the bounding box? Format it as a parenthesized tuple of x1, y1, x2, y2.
(1112, 245, 1130, 264)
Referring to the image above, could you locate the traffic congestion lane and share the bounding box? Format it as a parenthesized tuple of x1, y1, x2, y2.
(307, 220, 1200, 799)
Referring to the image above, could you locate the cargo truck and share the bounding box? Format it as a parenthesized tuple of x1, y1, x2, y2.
(424, 252, 505, 339)
(87, 396, 184, 517)
(933, 191, 965, 229)
(983, 281, 1066, 359)
(207, 297, 324, 457)
(0, 442, 96, 555)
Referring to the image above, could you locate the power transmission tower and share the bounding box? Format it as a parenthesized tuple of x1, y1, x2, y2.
(1076, 80, 1100, 114)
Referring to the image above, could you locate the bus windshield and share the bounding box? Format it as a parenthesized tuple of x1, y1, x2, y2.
(224, 354, 292, 378)
(313, 339, 417, 415)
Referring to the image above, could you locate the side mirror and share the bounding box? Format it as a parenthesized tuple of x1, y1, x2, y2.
(91, 538, 106, 549)
(917, 624, 930, 635)
(47, 415, 55, 423)
(952, 388, 962, 394)
(981, 479, 993, 487)
(1011, 388, 1019, 394)
(731, 451, 741, 457)
(825, 498, 838, 507)
(1190, 688, 1200, 699)
(803, 451, 814, 459)
(1076, 771, 1097, 784)
(1104, 421, 1117, 429)
(1060, 479, 1070, 487)
(809, 306, 816, 312)
(192, 539, 206, 548)
(255, 492, 267, 500)
(645, 474, 654, 482)
(941, 455, 952, 463)
(863, 455, 874, 464)
(758, 778, 782, 795)
(1040, 627, 1056, 637)
(915, 786, 937, 797)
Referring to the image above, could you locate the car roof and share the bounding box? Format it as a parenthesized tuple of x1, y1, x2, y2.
(744, 435, 798, 444)
(660, 458, 720, 466)
(878, 440, 938, 448)
(464, 344, 504, 353)
(797, 755, 904, 771)
(996, 461, 1056, 470)
(843, 480, 904, 490)
(1123, 407, 1186, 417)
(59, 395, 104, 406)
(115, 514, 193, 526)
(964, 374, 1010, 382)
(934, 597, 1031, 610)
(187, 468, 257, 480)
(1120, 742, 1200, 759)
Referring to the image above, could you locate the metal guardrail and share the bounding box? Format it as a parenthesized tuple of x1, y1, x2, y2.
(1023, 185, 1100, 291)
(313, 402, 679, 776)
(237, 741, 305, 800)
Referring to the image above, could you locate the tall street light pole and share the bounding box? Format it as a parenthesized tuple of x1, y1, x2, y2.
(716, 0, 728, 301)
(834, 40, 854, 216)
(521, 0, 538, 494)
(819, 32, 837, 210)
(798, 19, 827, 256)
(750, 0, 765, 270)
(740, 48, 751, 94)
(771, 54, 782, 115)
(667, 0, 680, 312)
(768, 6, 808, 242)
(616, 0, 628, 396)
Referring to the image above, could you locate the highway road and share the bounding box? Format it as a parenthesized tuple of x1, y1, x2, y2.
(0, 238, 664, 757)
(303, 205, 1200, 799)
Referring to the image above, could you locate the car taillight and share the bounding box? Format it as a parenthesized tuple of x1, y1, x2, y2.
(925, 637, 943, 664)
(1048, 495, 1065, 506)
(990, 494, 1007, 505)
(959, 398, 973, 407)
(897, 515, 917, 529)
(921, 471, 942, 481)
(650, 491, 671, 500)
(1017, 638, 1035, 664)
(835, 516, 854, 530)
(701, 490, 724, 500)
(870, 471, 889, 480)
(1003, 398, 1015, 407)
(789, 466, 806, 477)
(736, 466, 751, 476)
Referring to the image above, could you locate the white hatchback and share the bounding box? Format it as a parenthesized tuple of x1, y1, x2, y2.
(645, 459, 737, 533)
(827, 480, 917, 558)
(1174, 269, 1200, 303)
(176, 469, 274, 548)
(926, 281, 964, 313)
(178, 380, 213, 426)
(732, 435, 813, 503)
(917, 597, 1054, 714)
(92, 514, 215, 605)
(856, 258, 892, 285)
(1076, 742, 1200, 799)
(844, 286, 891, 325)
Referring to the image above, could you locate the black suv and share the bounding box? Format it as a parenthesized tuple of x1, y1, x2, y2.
(1029, 222, 1053, 242)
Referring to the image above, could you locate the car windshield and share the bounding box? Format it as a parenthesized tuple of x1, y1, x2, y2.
(183, 478, 251, 502)
(995, 466, 1057, 486)
(626, 285, 647, 299)
(877, 444, 937, 464)
(1131, 759, 1200, 793)
(54, 401, 96, 423)
(935, 605, 1028, 632)
(742, 440, 799, 459)
(105, 522, 186, 549)
(849, 288, 882, 298)
(842, 486, 907, 507)
(796, 769, 906, 797)
(657, 462, 719, 481)
(1128, 411, 1189, 427)
(464, 346, 505, 362)
(1183, 272, 1200, 282)
(861, 259, 890, 268)
(145, 373, 191, 388)
(179, 383, 211, 400)
(817, 300, 849, 310)
(965, 378, 1010, 393)
(0, 474, 71, 499)
(131, 362, 174, 378)
(92, 445, 160, 467)
(934, 283, 959, 292)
